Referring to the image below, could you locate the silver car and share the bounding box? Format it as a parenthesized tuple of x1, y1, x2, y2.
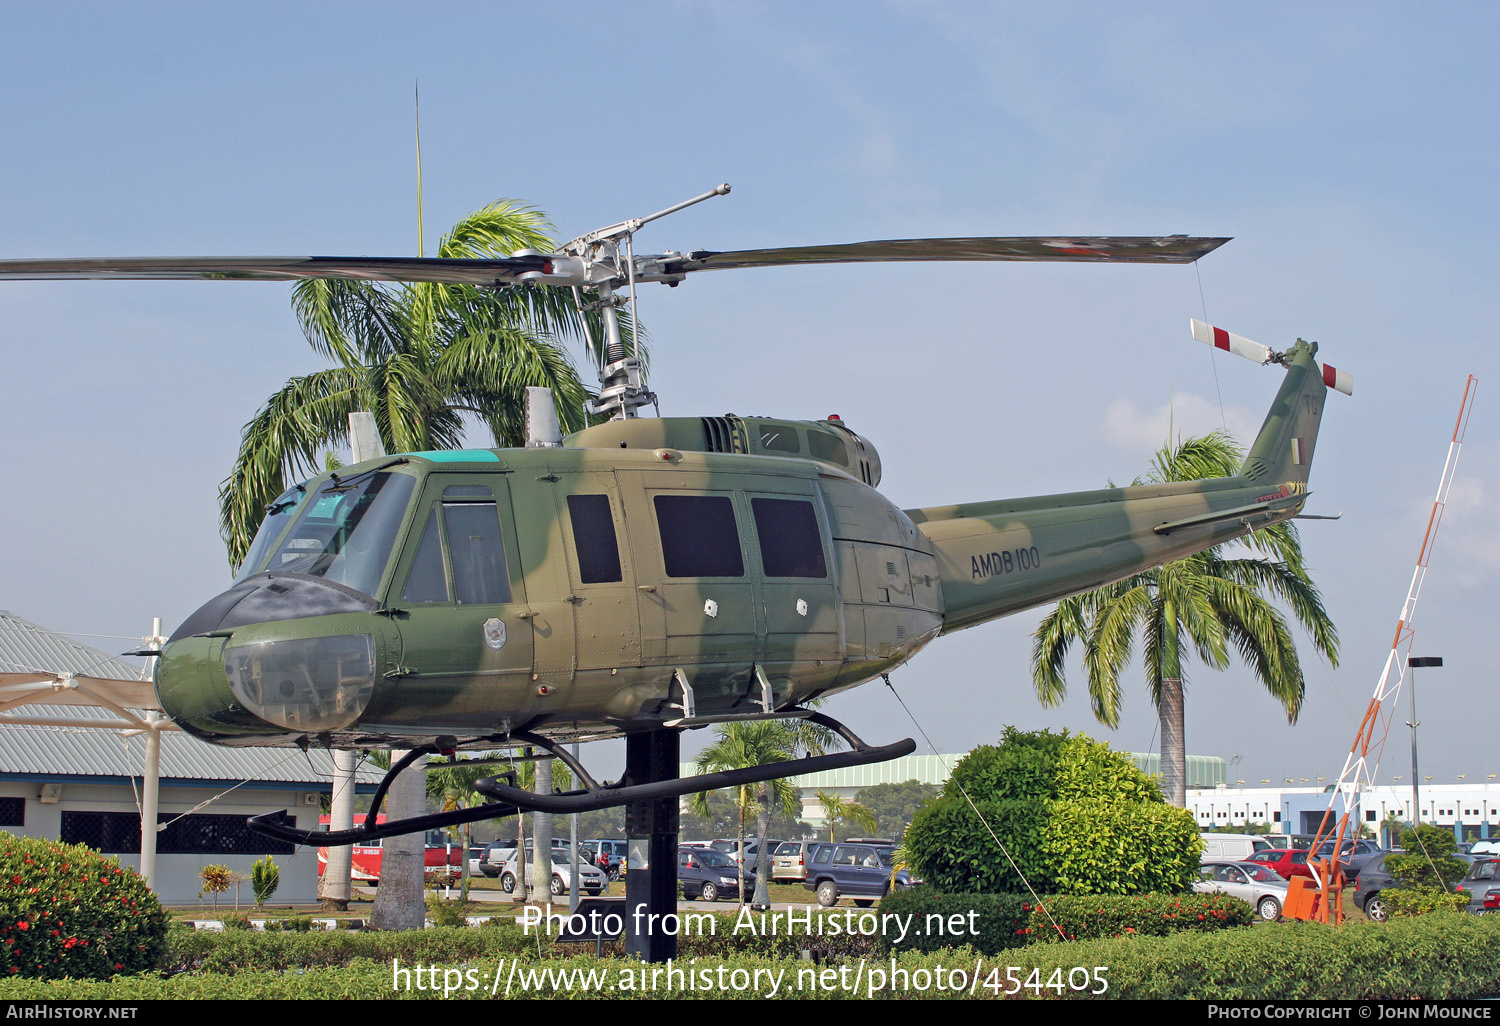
(1456, 858, 1500, 914)
(1194, 860, 1290, 921)
(499, 849, 608, 897)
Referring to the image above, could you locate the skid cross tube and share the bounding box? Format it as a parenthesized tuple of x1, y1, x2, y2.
(476, 713, 915, 814)
(247, 711, 915, 846)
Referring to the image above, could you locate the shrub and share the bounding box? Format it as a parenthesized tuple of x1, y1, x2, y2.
(251, 856, 280, 908)
(263, 916, 318, 933)
(1387, 824, 1467, 890)
(199, 865, 232, 908)
(426, 897, 470, 928)
(1382, 886, 1466, 919)
(904, 727, 1200, 894)
(0, 832, 170, 979)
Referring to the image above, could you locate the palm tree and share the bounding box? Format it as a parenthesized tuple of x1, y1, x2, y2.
(1031, 430, 1339, 807)
(426, 753, 506, 903)
(218, 200, 605, 570)
(689, 720, 831, 908)
(815, 789, 878, 842)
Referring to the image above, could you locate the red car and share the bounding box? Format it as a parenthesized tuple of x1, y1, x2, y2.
(1243, 847, 1315, 880)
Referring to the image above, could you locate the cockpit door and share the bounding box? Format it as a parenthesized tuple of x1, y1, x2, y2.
(373, 476, 536, 735)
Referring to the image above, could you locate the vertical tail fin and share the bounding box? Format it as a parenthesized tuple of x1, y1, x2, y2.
(1240, 339, 1329, 487)
(1190, 321, 1351, 487)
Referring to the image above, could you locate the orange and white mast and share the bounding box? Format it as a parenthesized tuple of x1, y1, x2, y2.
(1305, 374, 1478, 921)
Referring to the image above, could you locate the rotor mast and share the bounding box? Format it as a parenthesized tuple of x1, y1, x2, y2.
(548, 183, 733, 420)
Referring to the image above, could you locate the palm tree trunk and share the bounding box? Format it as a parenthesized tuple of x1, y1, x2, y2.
(370, 750, 428, 930)
(751, 783, 773, 911)
(1160, 601, 1187, 808)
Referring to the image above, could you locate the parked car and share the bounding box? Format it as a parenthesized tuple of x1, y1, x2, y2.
(1200, 833, 1276, 861)
(1455, 858, 1500, 914)
(584, 838, 628, 879)
(1242, 848, 1315, 881)
(1308, 838, 1384, 879)
(499, 848, 608, 897)
(1354, 852, 1478, 922)
(771, 840, 823, 883)
(803, 842, 908, 907)
(710, 838, 783, 870)
(1194, 860, 1289, 921)
(678, 847, 755, 901)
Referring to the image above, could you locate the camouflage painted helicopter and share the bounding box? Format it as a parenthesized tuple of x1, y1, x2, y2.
(0, 186, 1349, 844)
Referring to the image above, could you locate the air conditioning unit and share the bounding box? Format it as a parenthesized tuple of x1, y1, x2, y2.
(301, 793, 321, 807)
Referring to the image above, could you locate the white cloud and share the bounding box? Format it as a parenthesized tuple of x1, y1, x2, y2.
(1099, 392, 1259, 456)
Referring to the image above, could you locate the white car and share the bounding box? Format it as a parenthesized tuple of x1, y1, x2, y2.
(499, 849, 608, 897)
(1194, 860, 1290, 921)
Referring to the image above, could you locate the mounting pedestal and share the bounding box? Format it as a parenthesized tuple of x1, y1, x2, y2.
(624, 729, 680, 963)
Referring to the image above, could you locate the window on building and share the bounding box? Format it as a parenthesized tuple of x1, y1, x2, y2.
(60, 811, 294, 855)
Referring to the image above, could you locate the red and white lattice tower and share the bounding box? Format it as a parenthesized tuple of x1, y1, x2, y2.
(1308, 374, 1479, 921)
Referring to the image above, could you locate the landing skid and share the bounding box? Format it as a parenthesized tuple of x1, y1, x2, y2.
(248, 710, 915, 848)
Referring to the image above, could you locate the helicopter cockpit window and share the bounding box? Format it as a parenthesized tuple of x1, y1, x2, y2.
(808, 430, 849, 466)
(266, 472, 415, 598)
(401, 510, 449, 603)
(236, 481, 310, 581)
(567, 494, 623, 584)
(443, 501, 510, 604)
(751, 498, 827, 578)
(653, 495, 745, 578)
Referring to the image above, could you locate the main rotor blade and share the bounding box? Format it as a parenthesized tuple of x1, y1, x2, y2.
(0, 254, 554, 286)
(665, 235, 1230, 272)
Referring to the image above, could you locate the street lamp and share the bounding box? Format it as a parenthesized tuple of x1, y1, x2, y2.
(1407, 656, 1443, 830)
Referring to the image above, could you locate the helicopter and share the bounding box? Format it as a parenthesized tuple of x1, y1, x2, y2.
(0, 185, 1349, 845)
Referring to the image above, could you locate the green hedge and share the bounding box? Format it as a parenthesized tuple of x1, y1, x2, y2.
(5, 915, 1499, 999)
(876, 890, 1254, 954)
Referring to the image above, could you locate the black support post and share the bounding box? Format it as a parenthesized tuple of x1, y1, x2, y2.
(623, 728, 680, 963)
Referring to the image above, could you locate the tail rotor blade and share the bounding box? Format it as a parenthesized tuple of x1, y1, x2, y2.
(1191, 318, 1353, 396)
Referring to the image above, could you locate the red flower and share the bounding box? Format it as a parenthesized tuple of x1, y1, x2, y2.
(16, 922, 27, 931)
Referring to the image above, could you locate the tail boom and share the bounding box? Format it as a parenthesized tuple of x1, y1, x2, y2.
(910, 339, 1335, 633)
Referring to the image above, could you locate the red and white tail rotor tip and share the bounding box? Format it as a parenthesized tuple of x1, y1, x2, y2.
(1190, 317, 1352, 396)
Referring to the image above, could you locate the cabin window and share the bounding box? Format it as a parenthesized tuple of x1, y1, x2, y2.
(808, 430, 849, 466)
(751, 497, 827, 578)
(653, 495, 744, 578)
(401, 510, 449, 603)
(567, 494, 623, 583)
(443, 502, 511, 604)
(759, 426, 801, 453)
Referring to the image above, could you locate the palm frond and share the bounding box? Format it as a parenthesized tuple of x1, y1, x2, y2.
(218, 367, 367, 569)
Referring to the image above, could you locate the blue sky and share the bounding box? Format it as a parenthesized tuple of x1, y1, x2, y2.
(1, 2, 1496, 789)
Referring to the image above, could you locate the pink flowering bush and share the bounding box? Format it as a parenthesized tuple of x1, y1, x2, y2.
(0, 832, 169, 979)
